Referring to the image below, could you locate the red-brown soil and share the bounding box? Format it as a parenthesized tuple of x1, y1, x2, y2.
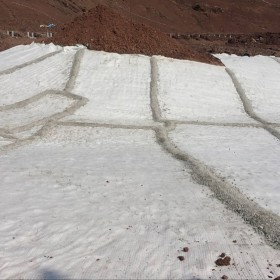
(1, 0, 279, 34)
(0, 33, 47, 52)
(49, 5, 221, 64)
(177, 32, 280, 57)
(0, 0, 280, 64)
(215, 255, 231, 266)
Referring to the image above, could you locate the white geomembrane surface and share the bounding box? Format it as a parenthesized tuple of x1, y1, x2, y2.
(0, 43, 62, 72)
(216, 54, 280, 123)
(170, 124, 280, 215)
(156, 56, 253, 123)
(0, 44, 280, 279)
(64, 50, 153, 125)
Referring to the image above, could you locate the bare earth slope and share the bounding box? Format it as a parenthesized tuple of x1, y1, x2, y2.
(0, 0, 279, 33)
(122, 0, 280, 34)
(0, 0, 279, 63)
(49, 5, 220, 64)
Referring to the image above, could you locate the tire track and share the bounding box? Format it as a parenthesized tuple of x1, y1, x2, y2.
(5, 91, 87, 134)
(0, 49, 63, 76)
(0, 48, 88, 152)
(0, 91, 48, 111)
(64, 48, 86, 92)
(56, 121, 161, 131)
(149, 55, 280, 249)
(226, 68, 280, 141)
(1, 49, 280, 249)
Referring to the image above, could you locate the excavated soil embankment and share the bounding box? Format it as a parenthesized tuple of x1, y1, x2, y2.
(48, 5, 221, 65)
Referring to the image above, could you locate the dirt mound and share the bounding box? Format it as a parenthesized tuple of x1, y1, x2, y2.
(1, 0, 280, 34)
(50, 5, 220, 64)
(1, 1, 279, 63)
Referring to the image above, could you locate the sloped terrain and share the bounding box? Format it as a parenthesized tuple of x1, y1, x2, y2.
(50, 5, 220, 63)
(1, 45, 280, 278)
(0, 0, 280, 33)
(1, 0, 279, 62)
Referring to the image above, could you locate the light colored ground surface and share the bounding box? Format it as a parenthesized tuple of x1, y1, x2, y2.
(0, 47, 77, 106)
(156, 56, 253, 123)
(0, 136, 14, 147)
(64, 50, 153, 125)
(12, 125, 44, 140)
(0, 43, 62, 72)
(216, 54, 280, 123)
(0, 93, 74, 130)
(0, 45, 280, 279)
(169, 124, 280, 216)
(1, 125, 280, 279)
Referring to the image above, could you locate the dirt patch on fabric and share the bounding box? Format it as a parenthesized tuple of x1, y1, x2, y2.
(215, 255, 231, 266)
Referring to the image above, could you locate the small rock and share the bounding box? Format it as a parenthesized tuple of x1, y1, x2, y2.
(182, 247, 189, 252)
(177, 256, 185, 261)
(232, 240, 237, 243)
(221, 275, 228, 280)
(220, 253, 226, 258)
(96, 258, 100, 261)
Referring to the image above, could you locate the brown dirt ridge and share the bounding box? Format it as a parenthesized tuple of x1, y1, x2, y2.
(49, 5, 220, 64)
(1, 0, 280, 34)
(0, 0, 280, 64)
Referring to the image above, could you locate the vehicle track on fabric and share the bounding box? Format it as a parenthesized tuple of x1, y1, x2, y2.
(0, 48, 88, 153)
(226, 68, 280, 142)
(1, 49, 280, 249)
(0, 49, 63, 76)
(149, 56, 280, 249)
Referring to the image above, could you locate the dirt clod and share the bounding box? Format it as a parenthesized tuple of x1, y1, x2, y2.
(221, 275, 229, 280)
(182, 247, 189, 252)
(220, 253, 226, 258)
(215, 256, 231, 266)
(274, 277, 280, 280)
(177, 256, 185, 261)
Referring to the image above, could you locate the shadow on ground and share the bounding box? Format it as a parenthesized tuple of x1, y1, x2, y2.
(42, 269, 67, 280)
